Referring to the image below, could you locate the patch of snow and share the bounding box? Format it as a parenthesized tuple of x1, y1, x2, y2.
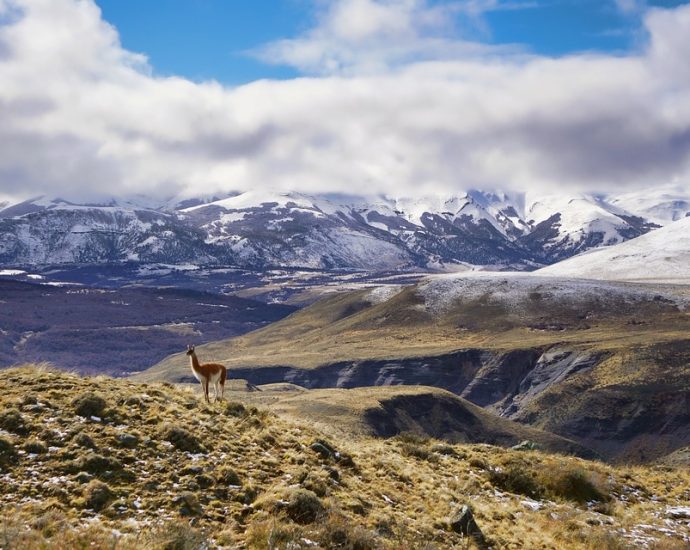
(367, 285, 404, 304)
(0, 269, 26, 276)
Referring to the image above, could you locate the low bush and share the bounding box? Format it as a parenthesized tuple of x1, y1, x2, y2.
(83, 480, 114, 511)
(540, 465, 610, 504)
(160, 425, 205, 453)
(0, 436, 18, 468)
(0, 409, 29, 435)
(488, 465, 542, 499)
(72, 393, 106, 418)
(286, 489, 325, 524)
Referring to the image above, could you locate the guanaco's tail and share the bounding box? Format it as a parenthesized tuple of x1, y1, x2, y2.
(220, 366, 227, 386)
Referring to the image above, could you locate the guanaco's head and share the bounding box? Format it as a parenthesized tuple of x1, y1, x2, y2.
(186, 345, 195, 356)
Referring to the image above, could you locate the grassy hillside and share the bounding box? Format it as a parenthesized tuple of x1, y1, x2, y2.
(140, 275, 690, 462)
(143, 276, 690, 376)
(1, 366, 689, 549)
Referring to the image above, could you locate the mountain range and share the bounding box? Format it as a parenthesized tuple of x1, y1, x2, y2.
(1, 185, 687, 271)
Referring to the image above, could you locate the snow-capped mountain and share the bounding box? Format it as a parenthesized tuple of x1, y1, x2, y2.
(0, 197, 220, 265)
(0, 188, 687, 271)
(609, 184, 690, 225)
(518, 193, 659, 263)
(536, 216, 690, 282)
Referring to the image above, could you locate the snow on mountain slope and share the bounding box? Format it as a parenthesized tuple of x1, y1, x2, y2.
(518, 193, 657, 263)
(0, 188, 685, 270)
(0, 199, 217, 266)
(181, 191, 416, 270)
(609, 185, 690, 225)
(536, 216, 690, 282)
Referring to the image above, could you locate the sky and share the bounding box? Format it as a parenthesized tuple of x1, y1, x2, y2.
(1, 0, 690, 203)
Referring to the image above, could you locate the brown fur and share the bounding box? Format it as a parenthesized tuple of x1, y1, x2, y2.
(186, 345, 227, 403)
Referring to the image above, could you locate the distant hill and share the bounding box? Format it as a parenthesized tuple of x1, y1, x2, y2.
(141, 274, 690, 462)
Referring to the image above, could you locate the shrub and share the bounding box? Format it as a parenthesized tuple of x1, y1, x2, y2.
(216, 465, 241, 486)
(74, 432, 97, 449)
(245, 519, 302, 549)
(24, 439, 48, 454)
(139, 521, 208, 550)
(174, 492, 202, 517)
(488, 465, 542, 499)
(0, 436, 18, 468)
(0, 409, 29, 435)
(68, 453, 123, 475)
(285, 489, 325, 524)
(161, 425, 204, 453)
(223, 402, 247, 417)
(540, 465, 610, 504)
(72, 393, 107, 418)
(83, 480, 114, 511)
(317, 512, 379, 550)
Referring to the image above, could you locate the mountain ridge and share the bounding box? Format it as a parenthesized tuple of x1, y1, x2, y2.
(2, 186, 686, 271)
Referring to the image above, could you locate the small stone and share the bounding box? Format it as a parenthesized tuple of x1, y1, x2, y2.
(511, 440, 541, 452)
(75, 472, 94, 484)
(116, 433, 139, 449)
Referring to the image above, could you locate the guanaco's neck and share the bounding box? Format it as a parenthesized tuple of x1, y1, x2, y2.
(189, 352, 201, 372)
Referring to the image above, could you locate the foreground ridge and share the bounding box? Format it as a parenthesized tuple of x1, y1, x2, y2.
(1, 366, 689, 549)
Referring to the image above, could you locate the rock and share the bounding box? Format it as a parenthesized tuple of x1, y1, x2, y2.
(116, 433, 139, 449)
(511, 440, 541, 452)
(83, 480, 114, 511)
(448, 505, 489, 549)
(72, 393, 107, 418)
(667, 506, 690, 519)
(75, 472, 94, 484)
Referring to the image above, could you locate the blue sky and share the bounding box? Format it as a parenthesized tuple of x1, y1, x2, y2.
(96, 0, 689, 84)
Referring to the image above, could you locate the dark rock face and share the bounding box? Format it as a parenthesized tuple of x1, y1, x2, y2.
(223, 347, 602, 422)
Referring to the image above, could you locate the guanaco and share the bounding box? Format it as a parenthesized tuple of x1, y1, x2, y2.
(186, 345, 227, 403)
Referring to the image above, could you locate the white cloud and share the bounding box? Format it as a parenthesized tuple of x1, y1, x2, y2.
(0, 0, 689, 203)
(253, 0, 537, 76)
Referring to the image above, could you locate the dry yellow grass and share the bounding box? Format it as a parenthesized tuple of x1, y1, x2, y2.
(1, 366, 689, 549)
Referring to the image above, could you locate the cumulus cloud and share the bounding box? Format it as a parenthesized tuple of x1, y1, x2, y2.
(0, 0, 689, 203)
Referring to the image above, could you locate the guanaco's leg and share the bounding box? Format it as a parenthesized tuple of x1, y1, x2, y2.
(204, 379, 210, 403)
